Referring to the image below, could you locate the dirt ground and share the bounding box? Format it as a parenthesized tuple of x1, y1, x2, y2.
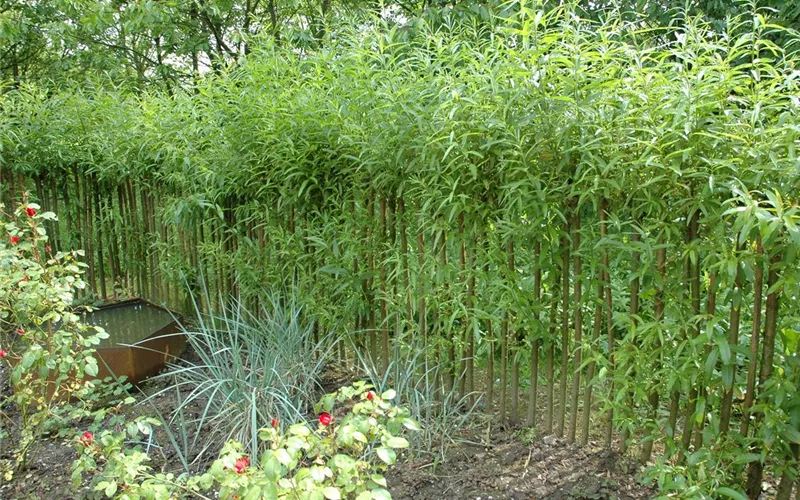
(387, 430, 652, 500)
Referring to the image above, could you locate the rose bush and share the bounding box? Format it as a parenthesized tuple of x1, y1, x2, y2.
(73, 382, 419, 499)
(0, 199, 109, 476)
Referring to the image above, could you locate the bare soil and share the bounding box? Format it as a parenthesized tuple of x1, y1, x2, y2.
(387, 430, 653, 500)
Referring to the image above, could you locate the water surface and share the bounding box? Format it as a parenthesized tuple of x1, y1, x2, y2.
(82, 302, 176, 348)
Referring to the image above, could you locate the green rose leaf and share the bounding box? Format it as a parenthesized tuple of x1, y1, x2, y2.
(323, 486, 342, 499)
(376, 447, 396, 465)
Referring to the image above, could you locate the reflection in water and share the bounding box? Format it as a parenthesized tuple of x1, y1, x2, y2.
(82, 302, 175, 348)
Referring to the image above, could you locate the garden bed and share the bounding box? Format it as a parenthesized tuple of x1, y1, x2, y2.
(1, 355, 656, 500)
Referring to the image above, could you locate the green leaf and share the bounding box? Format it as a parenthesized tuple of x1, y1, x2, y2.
(85, 357, 99, 377)
(784, 425, 800, 444)
(733, 453, 761, 464)
(274, 448, 293, 466)
(245, 488, 265, 500)
(323, 486, 342, 500)
(371, 488, 392, 500)
(384, 436, 409, 448)
(104, 481, 118, 497)
(716, 336, 731, 364)
(721, 366, 733, 389)
(717, 487, 748, 500)
(704, 349, 718, 379)
(401, 418, 421, 431)
(289, 424, 311, 437)
(381, 389, 397, 400)
(376, 447, 396, 465)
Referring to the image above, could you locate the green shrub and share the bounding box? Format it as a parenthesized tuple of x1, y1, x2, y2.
(0, 200, 109, 475)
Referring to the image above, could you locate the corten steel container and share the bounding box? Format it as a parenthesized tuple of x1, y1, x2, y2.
(6, 299, 185, 399)
(82, 298, 186, 384)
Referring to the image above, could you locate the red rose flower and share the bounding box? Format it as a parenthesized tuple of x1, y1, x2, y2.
(79, 431, 94, 446)
(271, 418, 279, 429)
(367, 391, 375, 401)
(319, 412, 332, 426)
(45, 245, 51, 252)
(10, 236, 19, 245)
(0, 349, 7, 359)
(234, 456, 249, 474)
(26, 207, 36, 217)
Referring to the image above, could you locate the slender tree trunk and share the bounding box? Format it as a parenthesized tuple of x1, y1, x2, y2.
(679, 212, 701, 458)
(466, 233, 476, 403)
(546, 262, 561, 434)
(745, 250, 782, 497)
(380, 196, 389, 373)
(508, 241, 519, 424)
(93, 177, 107, 299)
(741, 235, 764, 437)
(398, 197, 413, 329)
(485, 247, 494, 414)
(582, 208, 608, 444)
(440, 224, 454, 393)
(528, 239, 542, 429)
(719, 245, 744, 435)
(667, 240, 693, 453)
(352, 199, 361, 338)
(366, 194, 376, 359)
(603, 201, 615, 447)
(83, 173, 97, 295)
(458, 213, 468, 398)
(693, 272, 717, 450)
(417, 229, 427, 341)
(500, 240, 514, 422)
(620, 229, 641, 454)
(567, 210, 582, 443)
(557, 226, 571, 437)
(641, 240, 666, 462)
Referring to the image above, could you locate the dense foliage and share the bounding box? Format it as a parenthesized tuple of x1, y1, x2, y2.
(2, 2, 800, 498)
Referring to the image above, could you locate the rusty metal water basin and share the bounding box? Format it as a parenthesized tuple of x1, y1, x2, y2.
(80, 298, 185, 384)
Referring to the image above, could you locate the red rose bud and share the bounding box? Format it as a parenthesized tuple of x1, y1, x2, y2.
(367, 391, 375, 401)
(319, 412, 332, 426)
(17, 329, 24, 335)
(271, 418, 279, 429)
(79, 431, 94, 446)
(234, 457, 249, 474)
(45, 245, 51, 252)
(0, 349, 7, 359)
(10, 236, 19, 245)
(26, 207, 36, 217)
(21, 276, 27, 282)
